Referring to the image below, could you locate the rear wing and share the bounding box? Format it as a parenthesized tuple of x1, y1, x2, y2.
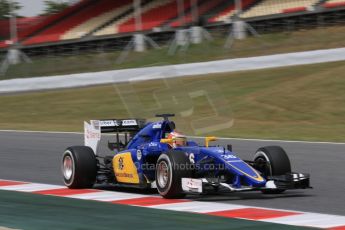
(84, 119, 146, 155)
(99, 119, 146, 133)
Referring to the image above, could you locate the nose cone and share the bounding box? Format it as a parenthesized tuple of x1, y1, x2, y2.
(200, 147, 266, 187)
(225, 160, 266, 186)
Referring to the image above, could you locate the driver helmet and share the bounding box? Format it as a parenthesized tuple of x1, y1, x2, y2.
(167, 131, 187, 148)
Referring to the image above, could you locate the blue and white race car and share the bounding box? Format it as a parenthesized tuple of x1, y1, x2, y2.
(62, 114, 311, 198)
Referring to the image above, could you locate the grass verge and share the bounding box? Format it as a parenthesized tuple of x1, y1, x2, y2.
(0, 61, 345, 142)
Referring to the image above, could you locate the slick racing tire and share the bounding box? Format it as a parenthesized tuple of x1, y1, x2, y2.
(62, 146, 98, 188)
(254, 146, 291, 194)
(156, 150, 193, 199)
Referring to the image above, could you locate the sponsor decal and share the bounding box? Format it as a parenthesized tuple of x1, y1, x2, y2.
(188, 153, 195, 164)
(152, 123, 162, 129)
(137, 150, 142, 160)
(115, 173, 134, 178)
(122, 120, 137, 126)
(148, 142, 158, 147)
(182, 178, 202, 193)
(113, 152, 140, 184)
(84, 120, 101, 154)
(118, 157, 124, 170)
(85, 129, 100, 139)
(223, 155, 237, 160)
(100, 120, 119, 127)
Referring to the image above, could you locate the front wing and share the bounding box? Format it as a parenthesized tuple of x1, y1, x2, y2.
(181, 172, 311, 194)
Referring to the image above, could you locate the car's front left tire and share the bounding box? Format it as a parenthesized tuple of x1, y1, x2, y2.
(62, 146, 97, 188)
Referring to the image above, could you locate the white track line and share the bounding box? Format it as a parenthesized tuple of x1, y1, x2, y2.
(1, 129, 345, 145)
(0, 183, 64, 192)
(67, 191, 152, 201)
(264, 213, 345, 228)
(151, 201, 247, 213)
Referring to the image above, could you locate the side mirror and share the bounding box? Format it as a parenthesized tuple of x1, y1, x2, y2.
(205, 136, 217, 148)
(160, 138, 173, 144)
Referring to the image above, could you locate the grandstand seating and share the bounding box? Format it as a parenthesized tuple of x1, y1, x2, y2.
(0, 20, 9, 39)
(23, 0, 104, 45)
(241, 0, 320, 18)
(169, 0, 223, 27)
(209, 0, 258, 22)
(61, 0, 132, 40)
(94, 0, 176, 36)
(0, 41, 8, 49)
(17, 16, 46, 32)
(0, 0, 344, 48)
(18, 0, 92, 42)
(323, 0, 345, 8)
(0, 16, 45, 42)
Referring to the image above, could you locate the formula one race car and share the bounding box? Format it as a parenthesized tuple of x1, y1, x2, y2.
(61, 114, 311, 198)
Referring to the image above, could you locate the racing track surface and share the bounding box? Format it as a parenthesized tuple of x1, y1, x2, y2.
(0, 131, 344, 216)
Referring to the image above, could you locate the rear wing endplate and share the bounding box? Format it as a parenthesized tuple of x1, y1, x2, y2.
(84, 120, 101, 155)
(84, 119, 146, 155)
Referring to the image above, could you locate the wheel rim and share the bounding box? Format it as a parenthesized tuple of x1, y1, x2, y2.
(255, 156, 271, 177)
(63, 155, 73, 180)
(157, 161, 169, 188)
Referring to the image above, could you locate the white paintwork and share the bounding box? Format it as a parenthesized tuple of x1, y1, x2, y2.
(265, 180, 277, 189)
(182, 178, 203, 193)
(84, 120, 101, 155)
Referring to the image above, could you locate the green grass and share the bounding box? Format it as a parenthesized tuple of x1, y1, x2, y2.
(0, 190, 312, 230)
(2, 25, 345, 79)
(1, 60, 345, 142)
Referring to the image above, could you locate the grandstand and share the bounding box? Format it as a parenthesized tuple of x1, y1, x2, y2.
(61, 0, 133, 40)
(241, 0, 320, 18)
(209, 0, 256, 22)
(324, 0, 345, 8)
(0, 0, 345, 51)
(94, 0, 179, 36)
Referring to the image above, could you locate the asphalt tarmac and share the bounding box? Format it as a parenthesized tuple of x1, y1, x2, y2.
(0, 131, 344, 216)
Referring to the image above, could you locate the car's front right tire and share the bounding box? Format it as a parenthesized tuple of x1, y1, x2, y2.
(62, 146, 97, 188)
(254, 146, 291, 194)
(156, 150, 192, 199)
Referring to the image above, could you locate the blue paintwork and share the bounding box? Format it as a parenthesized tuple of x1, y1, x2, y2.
(115, 120, 266, 188)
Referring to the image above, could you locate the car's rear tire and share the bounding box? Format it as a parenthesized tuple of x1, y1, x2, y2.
(156, 150, 192, 199)
(62, 146, 98, 188)
(254, 146, 291, 194)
